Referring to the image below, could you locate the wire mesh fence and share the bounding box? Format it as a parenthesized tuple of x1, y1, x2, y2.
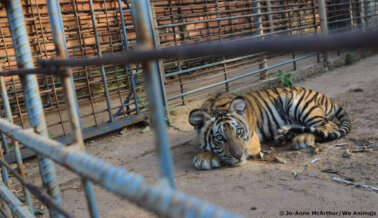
(0, 0, 146, 145)
(154, 0, 378, 106)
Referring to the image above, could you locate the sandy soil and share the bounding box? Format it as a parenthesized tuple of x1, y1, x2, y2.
(19, 54, 378, 217)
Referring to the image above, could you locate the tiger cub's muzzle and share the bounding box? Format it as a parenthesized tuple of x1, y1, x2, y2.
(219, 148, 249, 166)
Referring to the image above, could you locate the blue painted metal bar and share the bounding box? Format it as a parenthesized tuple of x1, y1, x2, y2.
(0, 119, 244, 218)
(88, 0, 113, 123)
(82, 179, 99, 218)
(0, 185, 34, 218)
(123, 0, 130, 9)
(5, 1, 63, 217)
(116, 0, 140, 115)
(112, 72, 139, 118)
(0, 130, 9, 187)
(0, 133, 9, 187)
(0, 76, 34, 214)
(57, 112, 148, 144)
(164, 53, 262, 78)
(0, 91, 9, 155)
(4, 112, 148, 164)
(0, 177, 8, 215)
(46, 1, 99, 217)
(132, 0, 175, 188)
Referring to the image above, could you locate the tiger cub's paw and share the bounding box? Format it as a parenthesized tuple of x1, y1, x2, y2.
(192, 152, 221, 170)
(292, 133, 315, 150)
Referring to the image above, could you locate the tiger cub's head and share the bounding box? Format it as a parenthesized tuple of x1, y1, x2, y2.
(189, 97, 251, 166)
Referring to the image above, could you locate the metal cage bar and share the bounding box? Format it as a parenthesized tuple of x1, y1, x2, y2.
(132, 0, 176, 189)
(46, 0, 99, 217)
(0, 75, 33, 214)
(4, 1, 63, 217)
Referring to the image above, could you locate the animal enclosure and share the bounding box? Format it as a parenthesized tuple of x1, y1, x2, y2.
(0, 0, 377, 217)
(1, 0, 377, 143)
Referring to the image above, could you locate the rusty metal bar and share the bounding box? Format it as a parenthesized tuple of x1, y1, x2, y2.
(318, 0, 329, 66)
(132, 0, 175, 188)
(0, 68, 66, 76)
(46, 1, 99, 217)
(38, 30, 378, 67)
(46, 0, 84, 147)
(252, 0, 268, 80)
(0, 67, 67, 77)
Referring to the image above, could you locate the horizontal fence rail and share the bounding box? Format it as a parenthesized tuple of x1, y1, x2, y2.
(36, 30, 378, 67)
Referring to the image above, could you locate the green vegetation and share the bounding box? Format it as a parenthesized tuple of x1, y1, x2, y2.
(48, 131, 54, 138)
(278, 70, 294, 87)
(137, 94, 148, 109)
(166, 117, 176, 128)
(345, 52, 356, 65)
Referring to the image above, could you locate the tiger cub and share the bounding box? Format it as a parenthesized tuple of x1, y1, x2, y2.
(189, 87, 351, 170)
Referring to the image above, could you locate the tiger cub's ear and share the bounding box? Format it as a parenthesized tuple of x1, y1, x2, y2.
(189, 109, 211, 131)
(229, 97, 247, 116)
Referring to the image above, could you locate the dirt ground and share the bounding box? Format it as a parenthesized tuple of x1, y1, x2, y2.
(21, 54, 378, 217)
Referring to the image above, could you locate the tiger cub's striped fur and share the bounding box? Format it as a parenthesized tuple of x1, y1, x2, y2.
(189, 87, 351, 170)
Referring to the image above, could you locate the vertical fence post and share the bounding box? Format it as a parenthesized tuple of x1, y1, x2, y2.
(215, 0, 229, 92)
(252, 0, 268, 80)
(311, 0, 321, 63)
(318, 0, 329, 68)
(349, 0, 355, 29)
(266, 0, 274, 32)
(5, 0, 63, 217)
(132, 0, 175, 188)
(359, 0, 366, 30)
(46, 1, 99, 217)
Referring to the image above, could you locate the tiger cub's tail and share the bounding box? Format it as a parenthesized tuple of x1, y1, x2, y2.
(289, 104, 351, 140)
